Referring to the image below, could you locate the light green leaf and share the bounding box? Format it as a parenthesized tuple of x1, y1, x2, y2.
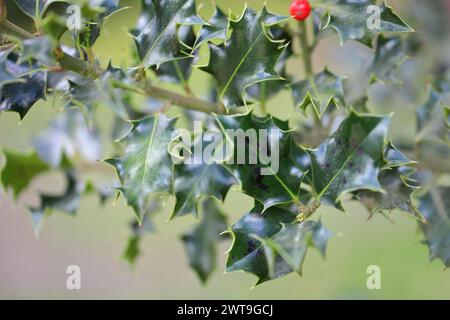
(311, 0, 413, 47)
(106, 113, 176, 221)
(419, 187, 450, 267)
(200, 7, 288, 108)
(0, 149, 49, 199)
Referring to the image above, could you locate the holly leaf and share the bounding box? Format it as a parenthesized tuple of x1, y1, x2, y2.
(311, 0, 413, 47)
(415, 89, 450, 173)
(256, 221, 332, 279)
(416, 89, 449, 142)
(200, 7, 288, 108)
(123, 213, 155, 266)
(30, 171, 85, 236)
(181, 198, 228, 283)
(172, 136, 237, 218)
(292, 68, 345, 118)
(226, 203, 331, 285)
(13, 0, 46, 18)
(419, 187, 450, 267)
(0, 51, 25, 89)
(247, 26, 293, 101)
(153, 26, 198, 85)
(106, 114, 176, 222)
(226, 203, 296, 284)
(19, 36, 56, 66)
(0, 149, 49, 199)
(383, 141, 412, 168)
(131, 0, 203, 68)
(0, 52, 47, 119)
(68, 65, 132, 119)
(216, 112, 304, 211)
(193, 6, 228, 49)
(305, 111, 390, 210)
(357, 167, 421, 218)
(368, 36, 408, 84)
(33, 109, 101, 167)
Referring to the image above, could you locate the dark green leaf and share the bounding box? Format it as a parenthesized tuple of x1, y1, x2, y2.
(226, 203, 331, 284)
(131, 0, 203, 68)
(172, 136, 237, 218)
(306, 111, 390, 210)
(153, 26, 197, 85)
(0, 52, 47, 119)
(247, 26, 293, 101)
(106, 114, 176, 222)
(292, 69, 345, 118)
(226, 203, 296, 284)
(419, 187, 450, 267)
(194, 6, 228, 49)
(368, 36, 408, 84)
(182, 198, 228, 283)
(357, 167, 421, 218)
(216, 112, 304, 210)
(200, 7, 288, 108)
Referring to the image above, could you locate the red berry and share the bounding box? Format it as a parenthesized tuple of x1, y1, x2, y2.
(290, 0, 311, 21)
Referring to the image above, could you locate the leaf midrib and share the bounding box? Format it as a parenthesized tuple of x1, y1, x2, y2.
(316, 121, 382, 200)
(219, 32, 264, 99)
(141, 113, 160, 190)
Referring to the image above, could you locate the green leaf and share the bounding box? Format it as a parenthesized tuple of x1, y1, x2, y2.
(415, 89, 450, 173)
(383, 141, 412, 168)
(1, 149, 49, 199)
(306, 111, 391, 210)
(33, 109, 101, 167)
(292, 68, 345, 118)
(200, 7, 288, 108)
(226, 203, 296, 284)
(194, 6, 228, 49)
(419, 187, 450, 267)
(123, 213, 155, 266)
(357, 167, 421, 218)
(0, 52, 47, 119)
(256, 220, 332, 278)
(226, 203, 331, 284)
(311, 0, 413, 47)
(368, 36, 408, 84)
(106, 113, 176, 222)
(19, 36, 56, 66)
(0, 51, 25, 89)
(14, 0, 45, 18)
(68, 65, 131, 119)
(416, 89, 449, 143)
(181, 198, 228, 283)
(153, 26, 198, 85)
(216, 112, 304, 210)
(247, 26, 293, 101)
(172, 137, 237, 218)
(131, 0, 203, 68)
(29, 171, 89, 236)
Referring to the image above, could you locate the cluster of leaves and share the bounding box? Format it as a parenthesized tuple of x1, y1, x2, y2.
(0, 0, 449, 285)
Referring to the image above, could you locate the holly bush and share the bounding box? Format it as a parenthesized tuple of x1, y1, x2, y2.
(0, 0, 449, 285)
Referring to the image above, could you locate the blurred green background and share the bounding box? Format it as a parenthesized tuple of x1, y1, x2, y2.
(1, 0, 450, 299)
